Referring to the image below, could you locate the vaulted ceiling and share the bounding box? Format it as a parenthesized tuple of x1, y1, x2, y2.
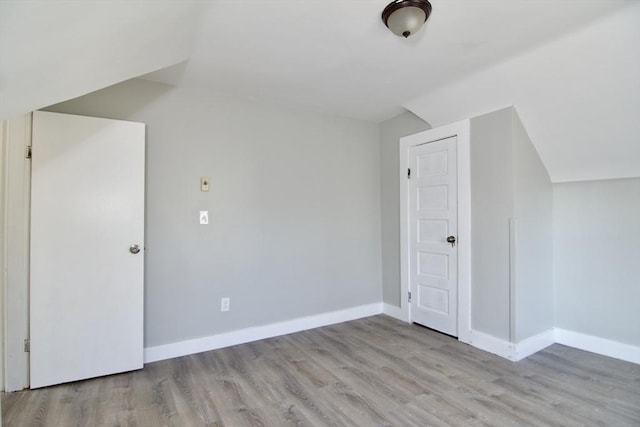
(1, 1, 637, 182)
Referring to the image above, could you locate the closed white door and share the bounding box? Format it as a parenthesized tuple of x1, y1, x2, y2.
(409, 136, 458, 336)
(30, 111, 145, 388)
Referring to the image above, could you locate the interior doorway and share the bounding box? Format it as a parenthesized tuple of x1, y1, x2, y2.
(399, 119, 471, 344)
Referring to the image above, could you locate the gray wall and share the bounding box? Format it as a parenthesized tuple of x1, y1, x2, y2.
(511, 110, 554, 342)
(470, 107, 553, 342)
(554, 178, 640, 346)
(379, 111, 431, 307)
(470, 108, 514, 341)
(46, 79, 382, 348)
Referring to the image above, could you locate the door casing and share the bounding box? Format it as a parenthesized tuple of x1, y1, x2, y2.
(399, 119, 471, 344)
(2, 114, 32, 392)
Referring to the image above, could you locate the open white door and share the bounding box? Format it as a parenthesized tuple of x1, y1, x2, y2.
(30, 111, 145, 388)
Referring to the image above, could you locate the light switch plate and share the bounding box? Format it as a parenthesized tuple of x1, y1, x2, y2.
(199, 211, 208, 224)
(201, 177, 210, 192)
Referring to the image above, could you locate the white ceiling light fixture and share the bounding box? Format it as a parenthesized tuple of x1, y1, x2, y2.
(381, 0, 432, 38)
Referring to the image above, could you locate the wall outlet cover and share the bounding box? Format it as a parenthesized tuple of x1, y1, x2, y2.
(199, 211, 208, 224)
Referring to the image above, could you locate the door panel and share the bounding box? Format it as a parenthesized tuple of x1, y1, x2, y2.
(409, 137, 458, 336)
(30, 111, 145, 388)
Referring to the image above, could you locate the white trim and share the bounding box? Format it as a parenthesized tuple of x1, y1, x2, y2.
(467, 328, 552, 362)
(144, 303, 383, 363)
(508, 218, 517, 342)
(513, 328, 555, 361)
(467, 329, 552, 362)
(0, 120, 5, 392)
(3, 114, 32, 392)
(467, 327, 637, 364)
(456, 121, 471, 344)
(399, 119, 471, 344)
(468, 329, 515, 361)
(555, 328, 640, 365)
(383, 303, 409, 322)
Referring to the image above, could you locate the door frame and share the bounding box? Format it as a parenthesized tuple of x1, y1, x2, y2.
(399, 119, 471, 344)
(1, 114, 32, 391)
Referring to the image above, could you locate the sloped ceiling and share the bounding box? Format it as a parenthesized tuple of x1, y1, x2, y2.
(142, 0, 631, 122)
(0, 1, 203, 120)
(1, 1, 637, 182)
(405, 3, 640, 183)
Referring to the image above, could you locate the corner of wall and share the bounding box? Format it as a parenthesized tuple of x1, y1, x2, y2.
(469, 107, 514, 341)
(468, 326, 554, 363)
(382, 303, 409, 322)
(379, 111, 431, 308)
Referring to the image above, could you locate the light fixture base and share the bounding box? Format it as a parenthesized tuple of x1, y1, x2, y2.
(382, 0, 432, 38)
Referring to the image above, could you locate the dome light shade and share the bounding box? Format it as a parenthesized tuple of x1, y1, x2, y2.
(381, 0, 432, 38)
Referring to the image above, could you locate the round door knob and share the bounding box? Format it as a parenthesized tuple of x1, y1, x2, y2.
(129, 244, 141, 254)
(446, 236, 456, 247)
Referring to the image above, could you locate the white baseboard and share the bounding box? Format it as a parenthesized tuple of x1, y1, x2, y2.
(468, 330, 516, 361)
(467, 328, 554, 362)
(555, 328, 640, 365)
(144, 302, 383, 363)
(382, 303, 409, 322)
(144, 302, 639, 366)
(468, 327, 638, 364)
(513, 329, 555, 361)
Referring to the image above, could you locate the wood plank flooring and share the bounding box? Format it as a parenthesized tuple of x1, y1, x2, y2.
(3, 315, 640, 426)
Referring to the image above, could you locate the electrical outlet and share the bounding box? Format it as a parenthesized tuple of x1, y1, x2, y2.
(199, 211, 209, 225)
(221, 297, 230, 312)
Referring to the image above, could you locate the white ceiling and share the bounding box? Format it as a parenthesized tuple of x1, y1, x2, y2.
(142, 0, 631, 122)
(406, 3, 640, 182)
(1, 1, 637, 182)
(0, 1, 203, 120)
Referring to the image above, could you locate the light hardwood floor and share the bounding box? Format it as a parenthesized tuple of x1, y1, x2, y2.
(3, 315, 640, 426)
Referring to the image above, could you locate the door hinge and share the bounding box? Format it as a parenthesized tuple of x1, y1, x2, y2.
(407, 168, 411, 179)
(24, 339, 30, 352)
(26, 146, 32, 159)
(408, 291, 412, 302)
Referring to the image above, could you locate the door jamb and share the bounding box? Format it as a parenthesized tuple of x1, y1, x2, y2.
(2, 113, 32, 391)
(399, 119, 471, 344)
